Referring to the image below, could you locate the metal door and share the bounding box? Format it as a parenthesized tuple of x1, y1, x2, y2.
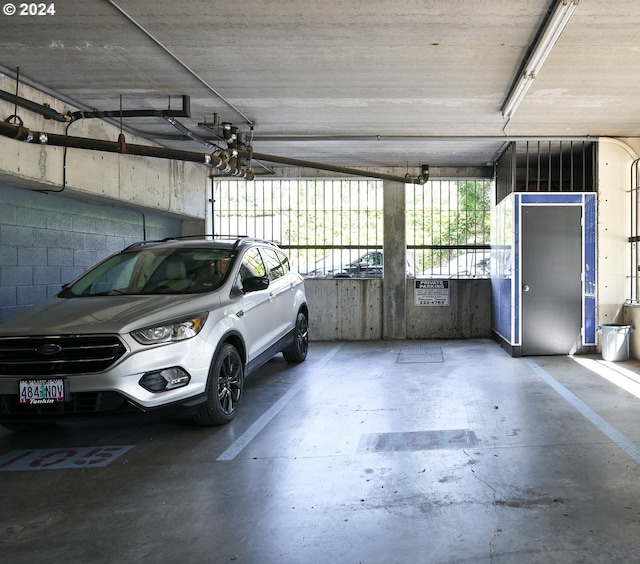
(521, 206, 583, 355)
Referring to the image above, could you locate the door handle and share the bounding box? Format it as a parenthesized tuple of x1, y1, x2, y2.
(523, 285, 530, 292)
(236, 310, 244, 318)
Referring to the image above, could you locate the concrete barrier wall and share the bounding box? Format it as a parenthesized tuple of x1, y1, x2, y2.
(305, 278, 492, 341)
(406, 279, 492, 340)
(0, 76, 209, 220)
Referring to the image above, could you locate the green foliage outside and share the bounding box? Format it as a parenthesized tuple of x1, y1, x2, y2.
(214, 178, 491, 276)
(407, 180, 491, 273)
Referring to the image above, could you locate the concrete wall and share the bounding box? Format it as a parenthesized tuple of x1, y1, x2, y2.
(0, 184, 182, 320)
(406, 279, 491, 340)
(599, 138, 640, 358)
(382, 180, 407, 339)
(619, 137, 640, 358)
(305, 278, 492, 341)
(597, 138, 638, 327)
(0, 75, 209, 220)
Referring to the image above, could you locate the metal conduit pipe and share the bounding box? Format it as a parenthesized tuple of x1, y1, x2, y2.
(0, 88, 72, 123)
(0, 88, 193, 123)
(235, 148, 426, 185)
(0, 116, 423, 184)
(0, 99, 423, 183)
(0, 66, 200, 142)
(0, 120, 255, 180)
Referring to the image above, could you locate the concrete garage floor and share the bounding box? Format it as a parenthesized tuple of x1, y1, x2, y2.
(3, 339, 640, 563)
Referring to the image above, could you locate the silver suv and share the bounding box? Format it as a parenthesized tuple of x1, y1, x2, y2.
(0, 237, 309, 431)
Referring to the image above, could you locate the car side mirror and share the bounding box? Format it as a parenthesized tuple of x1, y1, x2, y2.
(242, 275, 269, 293)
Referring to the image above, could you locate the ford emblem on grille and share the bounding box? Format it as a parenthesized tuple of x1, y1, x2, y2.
(36, 343, 63, 356)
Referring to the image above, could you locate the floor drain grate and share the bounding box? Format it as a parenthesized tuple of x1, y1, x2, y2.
(397, 345, 443, 363)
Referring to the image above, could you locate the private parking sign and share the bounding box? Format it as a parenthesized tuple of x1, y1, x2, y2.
(415, 279, 449, 306)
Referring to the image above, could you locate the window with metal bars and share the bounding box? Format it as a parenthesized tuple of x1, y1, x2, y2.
(213, 177, 492, 279)
(406, 180, 492, 278)
(213, 178, 383, 278)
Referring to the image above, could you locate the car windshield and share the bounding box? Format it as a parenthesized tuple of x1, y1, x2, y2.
(60, 247, 235, 297)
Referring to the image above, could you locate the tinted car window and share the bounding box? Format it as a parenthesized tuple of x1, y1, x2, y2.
(276, 250, 291, 273)
(262, 248, 286, 281)
(239, 248, 267, 280)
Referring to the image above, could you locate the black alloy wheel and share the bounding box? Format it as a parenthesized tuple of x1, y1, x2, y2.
(283, 311, 309, 363)
(194, 343, 244, 425)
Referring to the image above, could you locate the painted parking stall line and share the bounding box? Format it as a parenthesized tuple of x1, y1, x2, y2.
(0, 445, 134, 471)
(217, 344, 343, 461)
(525, 359, 640, 466)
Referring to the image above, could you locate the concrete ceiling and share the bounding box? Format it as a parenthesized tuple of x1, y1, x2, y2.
(1, 0, 640, 175)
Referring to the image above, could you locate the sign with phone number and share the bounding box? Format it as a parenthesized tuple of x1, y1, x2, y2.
(0, 445, 133, 471)
(415, 279, 450, 306)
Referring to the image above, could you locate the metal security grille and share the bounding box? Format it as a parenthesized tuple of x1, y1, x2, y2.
(496, 140, 596, 203)
(213, 178, 383, 276)
(214, 178, 493, 279)
(407, 180, 492, 278)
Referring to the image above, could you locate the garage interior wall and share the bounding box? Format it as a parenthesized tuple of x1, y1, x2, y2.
(603, 138, 640, 358)
(0, 76, 210, 221)
(0, 183, 183, 320)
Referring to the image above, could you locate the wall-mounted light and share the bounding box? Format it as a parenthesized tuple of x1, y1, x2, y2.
(502, 0, 579, 119)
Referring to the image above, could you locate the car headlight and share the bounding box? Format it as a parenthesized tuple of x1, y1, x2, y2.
(131, 314, 208, 345)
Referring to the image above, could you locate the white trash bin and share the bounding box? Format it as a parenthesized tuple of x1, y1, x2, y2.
(600, 324, 632, 361)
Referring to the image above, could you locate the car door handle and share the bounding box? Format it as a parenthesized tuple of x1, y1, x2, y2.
(236, 310, 244, 318)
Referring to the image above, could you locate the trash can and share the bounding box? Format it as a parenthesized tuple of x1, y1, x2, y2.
(600, 324, 632, 361)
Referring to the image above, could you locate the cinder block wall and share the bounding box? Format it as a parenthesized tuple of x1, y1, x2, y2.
(0, 184, 182, 320)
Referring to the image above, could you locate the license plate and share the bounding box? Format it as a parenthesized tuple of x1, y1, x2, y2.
(19, 379, 65, 404)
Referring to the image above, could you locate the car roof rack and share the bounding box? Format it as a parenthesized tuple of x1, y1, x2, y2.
(230, 236, 278, 250)
(123, 235, 278, 251)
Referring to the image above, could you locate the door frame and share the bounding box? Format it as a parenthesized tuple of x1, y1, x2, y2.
(512, 193, 597, 354)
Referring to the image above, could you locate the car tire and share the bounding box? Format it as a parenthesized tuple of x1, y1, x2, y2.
(283, 311, 309, 363)
(194, 343, 244, 426)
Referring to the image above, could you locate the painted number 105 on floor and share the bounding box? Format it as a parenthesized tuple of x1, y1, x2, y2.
(0, 446, 133, 471)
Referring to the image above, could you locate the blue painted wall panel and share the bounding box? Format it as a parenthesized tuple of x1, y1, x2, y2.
(491, 192, 598, 352)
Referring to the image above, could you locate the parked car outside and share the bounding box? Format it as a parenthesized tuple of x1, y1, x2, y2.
(421, 250, 490, 278)
(305, 249, 415, 279)
(0, 237, 309, 431)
